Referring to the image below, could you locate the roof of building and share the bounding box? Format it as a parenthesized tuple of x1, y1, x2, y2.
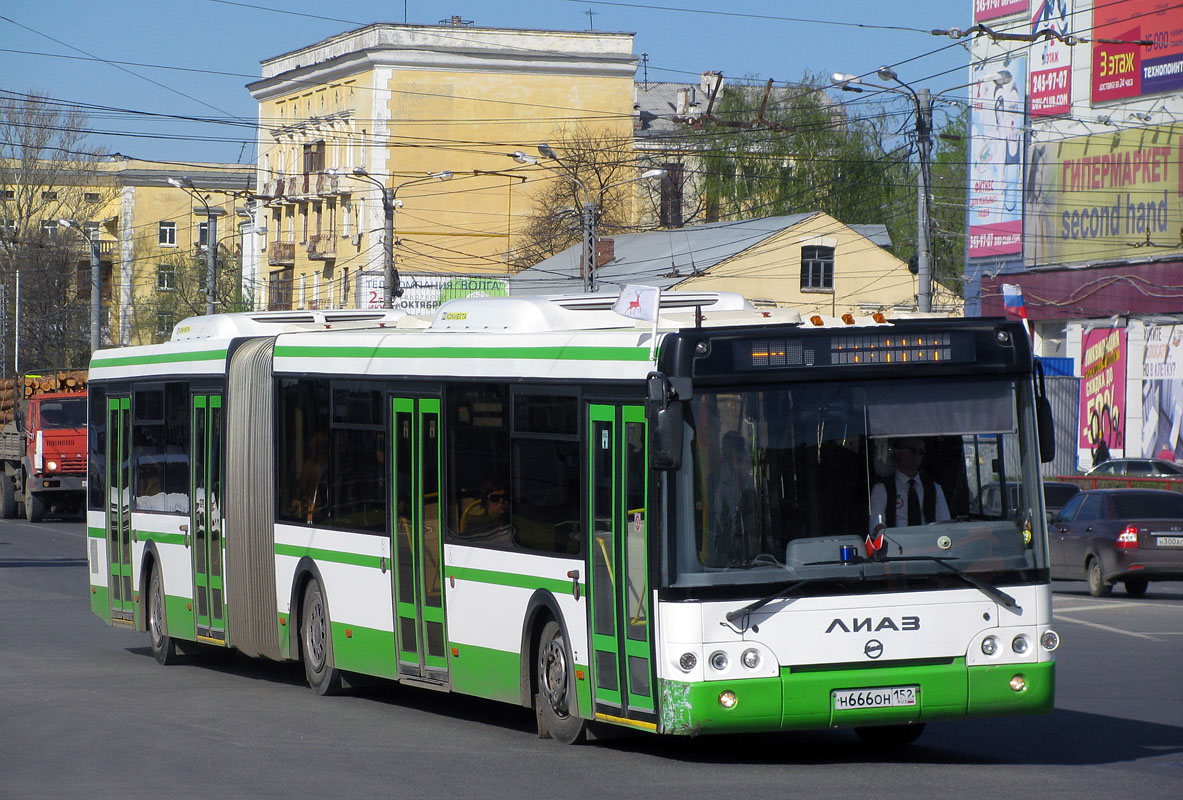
(509, 214, 893, 296)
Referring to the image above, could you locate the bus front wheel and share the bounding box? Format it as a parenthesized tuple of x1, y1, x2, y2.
(535, 619, 586, 744)
(301, 579, 342, 696)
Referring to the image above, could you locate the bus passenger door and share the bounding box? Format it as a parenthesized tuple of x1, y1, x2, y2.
(587, 404, 655, 728)
(105, 396, 133, 624)
(191, 393, 225, 643)
(390, 396, 448, 683)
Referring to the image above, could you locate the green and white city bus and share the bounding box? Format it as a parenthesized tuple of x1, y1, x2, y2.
(87, 292, 1060, 744)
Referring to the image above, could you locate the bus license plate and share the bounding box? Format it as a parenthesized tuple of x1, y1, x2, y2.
(832, 686, 918, 710)
(1155, 535, 1183, 547)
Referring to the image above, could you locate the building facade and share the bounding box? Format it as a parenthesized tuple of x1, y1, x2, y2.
(245, 20, 638, 312)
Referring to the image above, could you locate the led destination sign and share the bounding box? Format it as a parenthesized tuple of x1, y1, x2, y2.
(735, 331, 975, 371)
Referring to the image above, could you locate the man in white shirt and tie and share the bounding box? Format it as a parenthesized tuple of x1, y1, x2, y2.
(868, 437, 951, 545)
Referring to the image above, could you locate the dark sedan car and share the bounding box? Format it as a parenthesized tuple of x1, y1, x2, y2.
(1084, 458, 1183, 478)
(1050, 488, 1183, 597)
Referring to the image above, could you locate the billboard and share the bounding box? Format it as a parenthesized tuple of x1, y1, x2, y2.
(1142, 324, 1183, 460)
(969, 56, 1027, 257)
(359, 272, 509, 312)
(974, 0, 1029, 23)
(1029, 0, 1073, 117)
(1093, 1, 1183, 102)
(1080, 327, 1127, 453)
(1024, 125, 1183, 266)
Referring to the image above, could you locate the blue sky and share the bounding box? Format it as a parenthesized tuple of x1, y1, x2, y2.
(0, 1, 973, 165)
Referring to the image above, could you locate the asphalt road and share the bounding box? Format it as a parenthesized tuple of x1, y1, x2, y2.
(2, 518, 1181, 799)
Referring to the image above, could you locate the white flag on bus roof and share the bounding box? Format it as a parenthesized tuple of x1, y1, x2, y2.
(612, 284, 661, 322)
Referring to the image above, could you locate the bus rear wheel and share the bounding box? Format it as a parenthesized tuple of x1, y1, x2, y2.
(535, 619, 586, 744)
(148, 567, 179, 665)
(854, 723, 926, 747)
(301, 579, 342, 696)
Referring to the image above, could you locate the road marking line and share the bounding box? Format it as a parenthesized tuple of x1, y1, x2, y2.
(1054, 603, 1137, 613)
(1054, 614, 1161, 641)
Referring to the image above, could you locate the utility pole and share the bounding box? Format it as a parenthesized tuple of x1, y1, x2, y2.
(915, 87, 933, 313)
(58, 218, 102, 352)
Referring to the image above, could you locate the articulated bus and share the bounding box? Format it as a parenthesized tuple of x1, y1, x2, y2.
(87, 292, 1060, 744)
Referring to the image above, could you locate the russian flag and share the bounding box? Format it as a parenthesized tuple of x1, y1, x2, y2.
(1001, 283, 1027, 319)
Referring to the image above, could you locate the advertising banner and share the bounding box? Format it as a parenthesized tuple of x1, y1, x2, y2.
(1093, 1, 1183, 102)
(969, 56, 1027, 257)
(1029, 0, 1073, 117)
(1142, 324, 1183, 460)
(1080, 328, 1127, 452)
(359, 272, 509, 312)
(1023, 125, 1183, 266)
(975, 0, 1029, 23)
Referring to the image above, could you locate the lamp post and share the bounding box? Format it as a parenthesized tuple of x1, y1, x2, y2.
(168, 176, 226, 316)
(343, 167, 453, 308)
(58, 218, 101, 353)
(511, 148, 666, 292)
(833, 68, 934, 312)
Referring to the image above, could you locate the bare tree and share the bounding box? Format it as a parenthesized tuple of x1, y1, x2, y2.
(510, 125, 646, 269)
(130, 247, 248, 344)
(0, 90, 113, 372)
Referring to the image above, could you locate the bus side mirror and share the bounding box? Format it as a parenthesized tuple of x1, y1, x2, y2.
(647, 372, 688, 471)
(1034, 359, 1056, 463)
(1037, 396, 1056, 463)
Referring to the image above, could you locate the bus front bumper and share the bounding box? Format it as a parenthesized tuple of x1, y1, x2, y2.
(658, 658, 1054, 735)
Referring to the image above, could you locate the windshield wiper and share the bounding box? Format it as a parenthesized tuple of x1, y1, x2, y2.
(724, 576, 840, 626)
(881, 555, 1021, 612)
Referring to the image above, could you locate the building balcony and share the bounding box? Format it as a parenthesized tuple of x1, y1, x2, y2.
(268, 240, 295, 267)
(307, 233, 336, 260)
(315, 170, 342, 196)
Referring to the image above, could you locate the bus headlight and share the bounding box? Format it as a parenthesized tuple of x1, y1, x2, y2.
(741, 648, 761, 670)
(709, 651, 729, 672)
(981, 635, 999, 656)
(1011, 634, 1030, 655)
(718, 690, 738, 709)
(678, 652, 697, 672)
(1040, 630, 1060, 652)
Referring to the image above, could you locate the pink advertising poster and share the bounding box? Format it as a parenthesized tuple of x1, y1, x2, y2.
(1079, 328, 1127, 451)
(975, 0, 1028, 23)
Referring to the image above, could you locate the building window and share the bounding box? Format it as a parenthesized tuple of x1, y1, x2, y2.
(303, 140, 325, 175)
(659, 162, 684, 228)
(84, 192, 101, 203)
(800, 245, 834, 291)
(42, 190, 57, 200)
(158, 222, 177, 246)
(83, 221, 101, 239)
(341, 267, 350, 307)
(157, 262, 176, 292)
(42, 220, 57, 238)
(269, 268, 293, 310)
(3, 189, 14, 200)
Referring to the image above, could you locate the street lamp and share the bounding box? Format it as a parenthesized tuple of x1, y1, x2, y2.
(58, 218, 101, 353)
(342, 167, 453, 308)
(168, 176, 226, 316)
(513, 145, 666, 292)
(833, 68, 934, 312)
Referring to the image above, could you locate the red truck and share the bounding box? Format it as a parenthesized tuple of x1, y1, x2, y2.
(0, 372, 88, 522)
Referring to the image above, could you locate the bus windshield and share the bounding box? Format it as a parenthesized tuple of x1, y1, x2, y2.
(669, 376, 1046, 591)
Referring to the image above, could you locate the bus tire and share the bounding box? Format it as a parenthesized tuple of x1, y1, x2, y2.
(535, 619, 586, 744)
(0, 474, 15, 519)
(148, 567, 179, 665)
(24, 480, 43, 523)
(301, 579, 342, 696)
(854, 722, 926, 747)
(1087, 557, 1111, 597)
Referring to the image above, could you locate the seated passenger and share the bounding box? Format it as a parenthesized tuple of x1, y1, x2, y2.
(460, 481, 513, 543)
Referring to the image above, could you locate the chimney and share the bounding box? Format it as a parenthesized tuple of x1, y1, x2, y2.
(700, 71, 723, 100)
(675, 88, 691, 117)
(579, 238, 616, 272)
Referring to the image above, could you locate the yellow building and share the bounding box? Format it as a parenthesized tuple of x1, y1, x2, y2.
(511, 212, 963, 317)
(246, 20, 638, 311)
(2, 156, 252, 356)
